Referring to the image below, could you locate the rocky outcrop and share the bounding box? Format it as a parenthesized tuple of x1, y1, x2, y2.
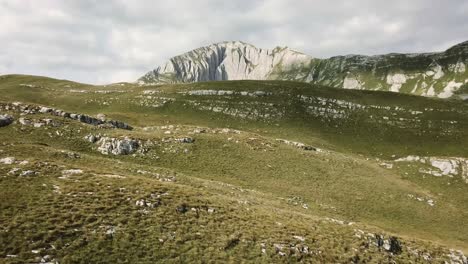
(85, 134, 140, 155)
(0, 102, 133, 130)
(0, 114, 14, 127)
(276, 139, 319, 151)
(139, 40, 468, 98)
(96, 137, 139, 155)
(395, 156, 468, 183)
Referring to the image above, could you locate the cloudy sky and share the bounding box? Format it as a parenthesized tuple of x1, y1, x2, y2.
(1, 0, 467, 84)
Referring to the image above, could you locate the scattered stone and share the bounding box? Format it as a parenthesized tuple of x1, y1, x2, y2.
(379, 162, 393, 169)
(276, 139, 319, 151)
(8, 168, 21, 175)
(20, 170, 38, 176)
(18, 117, 32, 125)
(61, 151, 80, 159)
(293, 235, 306, 242)
(175, 137, 195, 143)
(84, 134, 99, 143)
(105, 226, 116, 236)
(176, 204, 189, 213)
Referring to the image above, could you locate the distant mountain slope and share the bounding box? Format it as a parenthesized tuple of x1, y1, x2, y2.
(139, 40, 468, 98)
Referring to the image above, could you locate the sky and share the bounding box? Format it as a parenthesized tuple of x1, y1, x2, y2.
(1, 0, 467, 84)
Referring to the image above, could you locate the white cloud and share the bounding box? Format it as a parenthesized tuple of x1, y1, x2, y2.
(0, 0, 467, 84)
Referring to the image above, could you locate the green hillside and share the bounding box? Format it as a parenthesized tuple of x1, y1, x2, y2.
(0, 74, 467, 263)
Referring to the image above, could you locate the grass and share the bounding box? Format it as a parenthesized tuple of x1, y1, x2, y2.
(0, 74, 467, 262)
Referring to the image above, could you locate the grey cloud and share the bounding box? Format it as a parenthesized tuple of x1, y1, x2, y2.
(0, 0, 467, 84)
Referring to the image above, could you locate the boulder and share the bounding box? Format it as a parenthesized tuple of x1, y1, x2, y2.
(107, 120, 133, 130)
(388, 236, 402, 255)
(175, 137, 195, 143)
(79, 115, 103, 126)
(0, 114, 14, 127)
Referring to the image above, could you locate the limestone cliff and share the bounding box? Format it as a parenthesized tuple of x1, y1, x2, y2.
(139, 41, 468, 98)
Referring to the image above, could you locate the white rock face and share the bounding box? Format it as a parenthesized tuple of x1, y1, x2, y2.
(426, 85, 436, 97)
(451, 61, 466, 73)
(386, 73, 407, 92)
(140, 41, 312, 83)
(438, 80, 463, 98)
(432, 65, 445, 79)
(343, 76, 361, 89)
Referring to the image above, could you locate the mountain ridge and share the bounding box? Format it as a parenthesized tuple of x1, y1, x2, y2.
(139, 40, 468, 98)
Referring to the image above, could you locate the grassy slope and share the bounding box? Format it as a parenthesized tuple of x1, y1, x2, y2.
(0, 74, 467, 262)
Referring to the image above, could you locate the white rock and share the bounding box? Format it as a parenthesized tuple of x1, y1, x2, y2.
(427, 199, 435, 206)
(62, 169, 83, 176)
(96, 137, 139, 155)
(432, 65, 445, 79)
(96, 113, 106, 121)
(20, 170, 37, 176)
(386, 73, 407, 92)
(8, 168, 21, 175)
(293, 235, 305, 242)
(438, 80, 463, 98)
(429, 158, 458, 175)
(343, 76, 361, 89)
(383, 240, 391, 251)
(0, 157, 15, 164)
(18, 118, 31, 125)
(39, 107, 52, 113)
(454, 61, 466, 73)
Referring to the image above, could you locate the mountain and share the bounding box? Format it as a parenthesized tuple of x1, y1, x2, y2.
(139, 40, 468, 98)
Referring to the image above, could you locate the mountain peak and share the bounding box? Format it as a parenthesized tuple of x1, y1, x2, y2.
(139, 41, 312, 84)
(139, 40, 468, 98)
